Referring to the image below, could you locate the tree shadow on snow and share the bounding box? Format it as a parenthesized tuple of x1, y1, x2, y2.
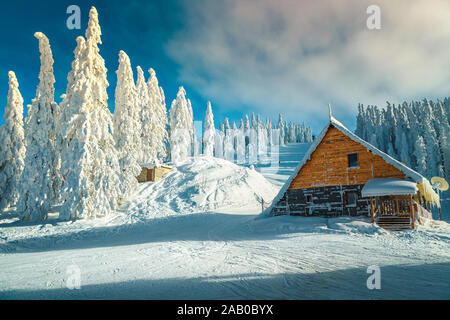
(1, 262, 449, 300)
(0, 213, 355, 253)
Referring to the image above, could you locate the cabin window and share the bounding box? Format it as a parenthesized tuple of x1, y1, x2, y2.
(306, 195, 313, 203)
(345, 192, 358, 206)
(347, 153, 358, 168)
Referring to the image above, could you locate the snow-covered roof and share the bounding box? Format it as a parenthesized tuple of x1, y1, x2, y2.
(264, 116, 440, 216)
(361, 178, 418, 197)
(140, 161, 172, 169)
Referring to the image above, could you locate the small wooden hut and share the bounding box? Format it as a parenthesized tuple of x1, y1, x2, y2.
(137, 163, 172, 183)
(268, 112, 440, 230)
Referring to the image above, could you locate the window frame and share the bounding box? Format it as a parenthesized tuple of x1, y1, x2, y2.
(345, 191, 358, 206)
(347, 153, 359, 168)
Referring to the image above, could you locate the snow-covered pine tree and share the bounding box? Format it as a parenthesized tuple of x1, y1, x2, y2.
(369, 106, 384, 151)
(224, 117, 230, 132)
(235, 119, 245, 164)
(393, 106, 410, 167)
(169, 87, 191, 163)
(398, 132, 410, 167)
(147, 68, 168, 161)
(257, 117, 267, 160)
(355, 103, 366, 140)
(404, 101, 420, 168)
(251, 112, 257, 129)
(421, 99, 440, 178)
(223, 117, 235, 161)
(244, 115, 250, 132)
(242, 115, 250, 161)
(306, 127, 312, 142)
(135, 66, 153, 164)
(232, 121, 238, 150)
(434, 100, 450, 179)
(288, 122, 296, 143)
(444, 98, 450, 125)
(214, 129, 224, 159)
(186, 98, 195, 156)
(277, 114, 285, 145)
(58, 7, 123, 220)
(248, 127, 257, 165)
(17, 32, 60, 221)
(414, 136, 427, 175)
(203, 101, 215, 157)
(0, 71, 26, 211)
(112, 51, 141, 200)
(266, 118, 273, 147)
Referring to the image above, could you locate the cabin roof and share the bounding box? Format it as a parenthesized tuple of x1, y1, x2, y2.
(140, 162, 172, 170)
(264, 116, 439, 215)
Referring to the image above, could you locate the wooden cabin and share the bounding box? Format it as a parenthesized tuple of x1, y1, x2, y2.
(137, 164, 172, 183)
(268, 115, 440, 230)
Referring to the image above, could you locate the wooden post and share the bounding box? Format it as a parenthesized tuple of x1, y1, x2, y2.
(438, 190, 442, 221)
(409, 194, 415, 229)
(370, 196, 375, 224)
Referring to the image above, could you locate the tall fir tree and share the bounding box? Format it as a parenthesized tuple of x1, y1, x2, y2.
(186, 98, 195, 156)
(135, 66, 152, 164)
(414, 136, 427, 175)
(203, 101, 215, 157)
(58, 7, 123, 220)
(0, 71, 26, 211)
(147, 68, 168, 161)
(18, 32, 60, 221)
(113, 51, 141, 199)
(169, 87, 191, 163)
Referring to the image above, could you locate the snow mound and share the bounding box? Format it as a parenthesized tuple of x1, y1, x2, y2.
(127, 157, 278, 217)
(326, 217, 387, 235)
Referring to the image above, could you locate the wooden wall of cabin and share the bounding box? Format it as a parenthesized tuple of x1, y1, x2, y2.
(154, 167, 172, 181)
(288, 126, 406, 190)
(137, 168, 148, 183)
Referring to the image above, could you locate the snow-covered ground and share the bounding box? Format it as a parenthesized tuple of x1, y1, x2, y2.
(1, 143, 449, 299)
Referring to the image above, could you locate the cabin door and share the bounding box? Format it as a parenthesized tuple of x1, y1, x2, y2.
(344, 191, 358, 216)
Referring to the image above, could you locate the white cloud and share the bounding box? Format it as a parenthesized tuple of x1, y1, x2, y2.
(166, 0, 450, 131)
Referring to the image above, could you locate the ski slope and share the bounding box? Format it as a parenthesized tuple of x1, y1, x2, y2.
(0, 143, 449, 299)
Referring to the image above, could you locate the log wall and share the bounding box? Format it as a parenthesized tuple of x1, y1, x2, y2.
(271, 184, 370, 217)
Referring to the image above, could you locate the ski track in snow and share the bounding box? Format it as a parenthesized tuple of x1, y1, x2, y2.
(0, 143, 449, 299)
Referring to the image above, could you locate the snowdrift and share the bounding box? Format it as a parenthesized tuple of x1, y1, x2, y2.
(127, 156, 278, 217)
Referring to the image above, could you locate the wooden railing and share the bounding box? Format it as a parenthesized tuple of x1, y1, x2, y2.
(375, 196, 411, 217)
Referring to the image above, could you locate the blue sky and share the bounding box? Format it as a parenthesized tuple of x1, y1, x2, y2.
(1, 0, 449, 134)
